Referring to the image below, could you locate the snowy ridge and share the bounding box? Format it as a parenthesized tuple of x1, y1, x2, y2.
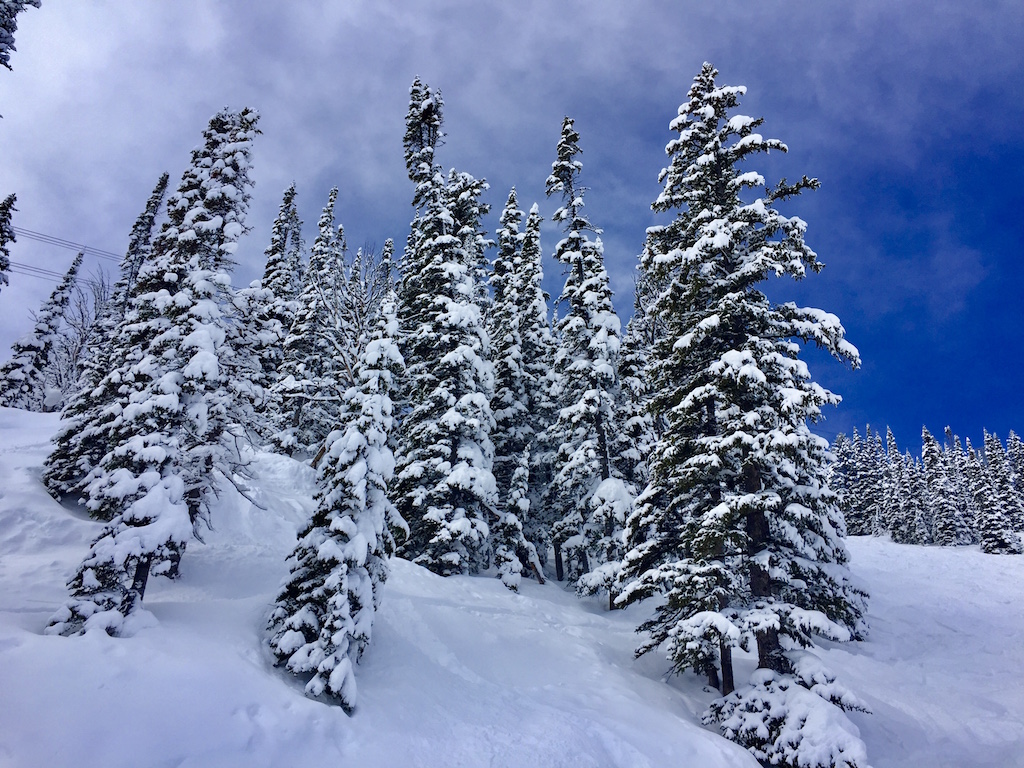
(3, 407, 1024, 767)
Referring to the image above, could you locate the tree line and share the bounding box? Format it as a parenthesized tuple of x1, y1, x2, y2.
(832, 425, 1024, 555)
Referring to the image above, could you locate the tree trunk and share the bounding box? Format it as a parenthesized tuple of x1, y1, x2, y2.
(720, 640, 735, 695)
(120, 555, 152, 618)
(745, 462, 787, 673)
(554, 541, 564, 581)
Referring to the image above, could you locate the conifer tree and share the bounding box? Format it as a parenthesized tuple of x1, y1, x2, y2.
(393, 78, 496, 575)
(489, 187, 528, 499)
(542, 116, 627, 588)
(0, 193, 15, 294)
(268, 290, 404, 711)
(623, 63, 868, 767)
(271, 187, 345, 455)
(43, 173, 170, 500)
(1007, 430, 1024, 494)
(974, 432, 1022, 554)
(46, 108, 259, 636)
(516, 204, 559, 549)
(247, 183, 304, 435)
(0, 0, 39, 72)
(617, 65, 866, 754)
(0, 250, 82, 411)
(922, 426, 973, 546)
(942, 428, 979, 543)
(902, 453, 931, 545)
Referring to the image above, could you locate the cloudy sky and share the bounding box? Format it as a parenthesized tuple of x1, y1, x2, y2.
(1, 1, 1022, 453)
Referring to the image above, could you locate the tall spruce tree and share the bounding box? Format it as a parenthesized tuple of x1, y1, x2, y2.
(974, 432, 1022, 554)
(46, 108, 259, 636)
(393, 78, 496, 576)
(271, 187, 345, 455)
(267, 289, 404, 711)
(0, 250, 82, 411)
(43, 173, 170, 500)
(0, 193, 15, 294)
(922, 426, 972, 546)
(246, 183, 304, 437)
(617, 64, 867, 766)
(542, 116, 627, 590)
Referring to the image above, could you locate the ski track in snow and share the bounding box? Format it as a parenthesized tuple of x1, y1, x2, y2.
(1, 407, 1022, 767)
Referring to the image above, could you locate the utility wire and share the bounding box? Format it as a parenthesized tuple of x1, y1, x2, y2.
(11, 226, 122, 262)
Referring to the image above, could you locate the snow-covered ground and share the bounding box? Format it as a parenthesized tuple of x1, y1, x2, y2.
(1, 407, 1022, 767)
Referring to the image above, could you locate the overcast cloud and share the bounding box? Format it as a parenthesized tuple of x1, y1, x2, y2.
(1, 0, 1022, 450)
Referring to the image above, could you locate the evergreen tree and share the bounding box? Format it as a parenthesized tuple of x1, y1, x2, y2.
(838, 429, 872, 535)
(0, 193, 15, 294)
(517, 204, 559, 552)
(245, 183, 304, 437)
(271, 188, 345, 455)
(903, 453, 931, 545)
(46, 108, 259, 635)
(620, 64, 868, 766)
(943, 428, 979, 544)
(922, 426, 972, 546)
(393, 78, 496, 576)
(1007, 430, 1024, 494)
(880, 427, 914, 542)
(489, 187, 528, 499)
(267, 290, 404, 712)
(974, 432, 1022, 554)
(43, 173, 169, 500)
(0, 250, 82, 411)
(618, 63, 866, 719)
(542, 116, 627, 589)
(0, 0, 39, 72)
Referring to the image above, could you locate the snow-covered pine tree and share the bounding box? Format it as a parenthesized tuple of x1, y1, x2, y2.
(0, 250, 82, 411)
(0, 193, 15, 294)
(489, 187, 528, 499)
(880, 427, 916, 543)
(42, 173, 170, 501)
(615, 276, 658, 490)
(903, 452, 932, 545)
(942, 428, 979, 544)
(1007, 430, 1024, 495)
(485, 188, 543, 588)
(0, 0, 39, 72)
(922, 426, 973, 546)
(974, 432, 1023, 554)
(393, 78, 496, 576)
(267, 288, 404, 712)
(617, 64, 868, 766)
(271, 187, 346, 456)
(244, 183, 304, 436)
(541, 116, 627, 591)
(517, 204, 559, 553)
(46, 108, 259, 636)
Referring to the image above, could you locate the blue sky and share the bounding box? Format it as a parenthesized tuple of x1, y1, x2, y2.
(1, 1, 1021, 455)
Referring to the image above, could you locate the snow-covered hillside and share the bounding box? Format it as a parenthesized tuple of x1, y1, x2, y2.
(1, 407, 1022, 768)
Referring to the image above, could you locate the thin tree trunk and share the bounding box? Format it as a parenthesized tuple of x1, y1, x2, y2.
(745, 462, 787, 673)
(554, 541, 564, 581)
(120, 555, 152, 617)
(720, 640, 735, 695)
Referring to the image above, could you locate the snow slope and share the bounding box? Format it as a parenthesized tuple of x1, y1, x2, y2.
(0, 408, 754, 768)
(2, 407, 1022, 767)
(822, 537, 1024, 768)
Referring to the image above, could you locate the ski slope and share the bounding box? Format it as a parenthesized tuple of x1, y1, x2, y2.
(1, 407, 1022, 767)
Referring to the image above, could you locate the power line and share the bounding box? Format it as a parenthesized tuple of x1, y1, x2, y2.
(11, 226, 122, 262)
(6, 260, 105, 290)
